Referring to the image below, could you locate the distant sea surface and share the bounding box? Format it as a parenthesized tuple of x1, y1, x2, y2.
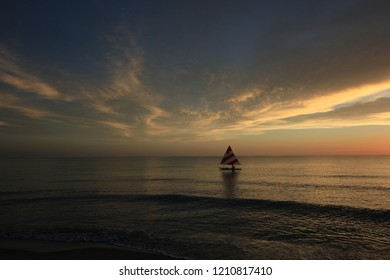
(1, 156, 389, 259)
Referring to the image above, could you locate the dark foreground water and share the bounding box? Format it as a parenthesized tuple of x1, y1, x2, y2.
(0, 156, 389, 259)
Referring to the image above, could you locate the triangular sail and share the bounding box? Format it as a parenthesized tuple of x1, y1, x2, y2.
(220, 145, 241, 165)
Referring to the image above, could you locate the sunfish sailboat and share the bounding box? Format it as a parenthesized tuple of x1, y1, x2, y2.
(219, 145, 241, 170)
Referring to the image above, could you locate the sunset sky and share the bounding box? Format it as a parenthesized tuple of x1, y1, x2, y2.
(1, 0, 390, 156)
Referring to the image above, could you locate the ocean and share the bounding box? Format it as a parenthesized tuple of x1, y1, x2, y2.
(0, 156, 389, 259)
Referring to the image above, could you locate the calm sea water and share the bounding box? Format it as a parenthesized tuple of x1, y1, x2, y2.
(0, 156, 389, 259)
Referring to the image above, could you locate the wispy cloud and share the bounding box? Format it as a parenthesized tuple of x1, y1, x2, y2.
(0, 45, 71, 100)
(210, 80, 390, 136)
(82, 31, 169, 138)
(98, 120, 133, 137)
(90, 101, 121, 116)
(0, 120, 12, 126)
(225, 89, 262, 103)
(0, 91, 54, 119)
(0, 90, 89, 128)
(0, 72, 61, 99)
(143, 105, 171, 135)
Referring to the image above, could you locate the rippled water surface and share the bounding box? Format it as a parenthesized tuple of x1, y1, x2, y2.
(1, 156, 389, 259)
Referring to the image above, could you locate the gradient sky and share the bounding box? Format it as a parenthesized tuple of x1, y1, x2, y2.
(1, 0, 390, 156)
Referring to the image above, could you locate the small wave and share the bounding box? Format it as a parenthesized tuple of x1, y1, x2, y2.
(2, 193, 388, 223)
(0, 228, 182, 259)
(136, 194, 390, 222)
(236, 180, 390, 192)
(0, 228, 261, 259)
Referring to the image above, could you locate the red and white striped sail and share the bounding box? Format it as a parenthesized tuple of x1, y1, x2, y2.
(220, 145, 241, 165)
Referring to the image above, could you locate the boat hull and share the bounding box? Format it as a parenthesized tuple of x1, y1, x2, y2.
(219, 167, 241, 170)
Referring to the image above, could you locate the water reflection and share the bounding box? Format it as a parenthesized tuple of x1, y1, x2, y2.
(221, 171, 239, 198)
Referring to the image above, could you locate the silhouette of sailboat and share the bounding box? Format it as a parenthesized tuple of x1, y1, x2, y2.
(219, 145, 241, 171)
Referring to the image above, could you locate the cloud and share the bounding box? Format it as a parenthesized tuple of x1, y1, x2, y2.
(142, 105, 171, 135)
(132, 0, 390, 142)
(98, 120, 133, 137)
(0, 90, 89, 127)
(225, 89, 262, 103)
(0, 72, 60, 99)
(154, 78, 389, 142)
(277, 97, 390, 130)
(0, 91, 55, 119)
(2, 3, 389, 145)
(91, 30, 159, 106)
(0, 45, 71, 100)
(247, 0, 390, 103)
(213, 81, 390, 135)
(106, 77, 388, 142)
(179, 107, 225, 128)
(0, 120, 12, 126)
(82, 32, 169, 138)
(90, 101, 121, 116)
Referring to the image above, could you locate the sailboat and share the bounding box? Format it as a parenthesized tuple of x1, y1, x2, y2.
(219, 145, 241, 170)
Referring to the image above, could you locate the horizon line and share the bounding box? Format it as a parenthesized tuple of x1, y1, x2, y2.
(1, 154, 389, 159)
